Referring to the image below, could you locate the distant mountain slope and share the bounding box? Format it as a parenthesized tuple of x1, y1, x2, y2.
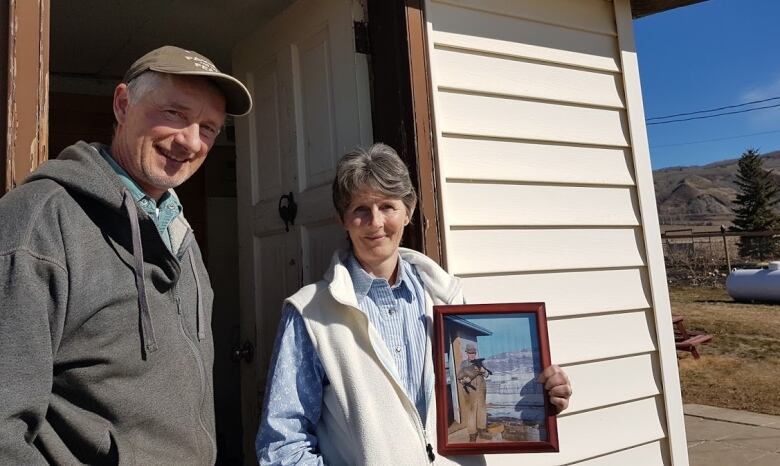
(653, 150, 780, 225)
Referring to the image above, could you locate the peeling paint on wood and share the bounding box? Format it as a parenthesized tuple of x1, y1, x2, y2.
(2, 0, 50, 194)
(37, 0, 49, 166)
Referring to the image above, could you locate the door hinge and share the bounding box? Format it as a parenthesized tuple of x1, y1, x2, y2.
(354, 21, 370, 54)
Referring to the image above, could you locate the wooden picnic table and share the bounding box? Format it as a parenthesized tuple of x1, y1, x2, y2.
(673, 315, 712, 359)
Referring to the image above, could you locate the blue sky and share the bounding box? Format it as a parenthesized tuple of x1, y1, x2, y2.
(458, 314, 539, 359)
(634, 0, 780, 169)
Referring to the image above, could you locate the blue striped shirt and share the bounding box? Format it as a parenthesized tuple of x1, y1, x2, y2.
(256, 252, 429, 465)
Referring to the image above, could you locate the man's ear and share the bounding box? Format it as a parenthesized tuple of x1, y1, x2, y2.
(113, 83, 130, 125)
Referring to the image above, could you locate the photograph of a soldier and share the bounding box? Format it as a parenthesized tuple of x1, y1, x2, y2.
(457, 343, 490, 442)
(445, 313, 548, 445)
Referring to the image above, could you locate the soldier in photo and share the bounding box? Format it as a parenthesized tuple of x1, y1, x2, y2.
(458, 343, 490, 442)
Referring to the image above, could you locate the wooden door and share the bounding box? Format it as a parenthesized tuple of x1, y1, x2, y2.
(232, 0, 372, 460)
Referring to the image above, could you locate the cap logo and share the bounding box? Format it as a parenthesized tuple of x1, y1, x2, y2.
(185, 55, 218, 73)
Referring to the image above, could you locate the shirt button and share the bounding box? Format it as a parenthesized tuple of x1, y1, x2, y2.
(395, 345, 402, 353)
(388, 308, 395, 315)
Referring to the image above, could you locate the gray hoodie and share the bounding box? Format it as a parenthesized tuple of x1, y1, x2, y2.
(0, 142, 216, 465)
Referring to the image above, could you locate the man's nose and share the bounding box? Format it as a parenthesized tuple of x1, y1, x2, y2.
(174, 123, 202, 153)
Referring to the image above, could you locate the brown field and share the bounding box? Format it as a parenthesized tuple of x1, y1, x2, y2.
(670, 286, 780, 415)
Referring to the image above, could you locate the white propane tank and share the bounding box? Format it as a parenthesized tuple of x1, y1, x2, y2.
(726, 261, 780, 302)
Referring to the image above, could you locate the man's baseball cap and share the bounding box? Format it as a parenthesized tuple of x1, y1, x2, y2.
(465, 343, 477, 354)
(123, 45, 252, 116)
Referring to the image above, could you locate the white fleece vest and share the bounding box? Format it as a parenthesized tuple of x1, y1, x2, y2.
(286, 248, 471, 466)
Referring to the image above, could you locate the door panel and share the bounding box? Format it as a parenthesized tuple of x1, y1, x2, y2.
(296, 28, 337, 189)
(233, 0, 371, 461)
(301, 222, 348, 285)
(251, 66, 283, 203)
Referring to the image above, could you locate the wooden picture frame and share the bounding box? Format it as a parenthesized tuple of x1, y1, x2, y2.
(433, 303, 559, 455)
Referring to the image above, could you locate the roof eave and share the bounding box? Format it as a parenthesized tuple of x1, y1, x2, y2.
(631, 0, 708, 19)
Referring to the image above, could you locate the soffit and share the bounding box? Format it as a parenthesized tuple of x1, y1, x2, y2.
(51, 0, 291, 80)
(631, 0, 708, 18)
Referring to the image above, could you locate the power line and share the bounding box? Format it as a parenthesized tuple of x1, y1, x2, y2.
(646, 95, 780, 121)
(646, 102, 780, 126)
(650, 129, 780, 149)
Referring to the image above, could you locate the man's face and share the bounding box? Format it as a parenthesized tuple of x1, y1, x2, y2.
(112, 74, 226, 199)
(467, 351, 477, 361)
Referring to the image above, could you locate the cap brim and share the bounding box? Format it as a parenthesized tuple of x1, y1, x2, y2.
(149, 66, 253, 116)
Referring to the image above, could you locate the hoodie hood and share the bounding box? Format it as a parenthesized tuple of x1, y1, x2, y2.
(26, 141, 129, 213)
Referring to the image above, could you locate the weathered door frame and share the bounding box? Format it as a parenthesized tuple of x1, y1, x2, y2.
(368, 0, 443, 263)
(1, 0, 49, 194)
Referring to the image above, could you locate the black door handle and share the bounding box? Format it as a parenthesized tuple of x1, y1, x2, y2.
(278, 192, 297, 232)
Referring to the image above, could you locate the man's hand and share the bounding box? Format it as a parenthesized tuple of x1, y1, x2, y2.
(538, 365, 572, 414)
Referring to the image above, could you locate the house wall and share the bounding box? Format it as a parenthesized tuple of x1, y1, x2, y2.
(424, 0, 685, 464)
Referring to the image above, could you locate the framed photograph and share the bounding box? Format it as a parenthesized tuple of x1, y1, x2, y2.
(433, 303, 558, 455)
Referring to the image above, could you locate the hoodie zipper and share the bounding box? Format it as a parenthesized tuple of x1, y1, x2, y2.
(173, 247, 217, 465)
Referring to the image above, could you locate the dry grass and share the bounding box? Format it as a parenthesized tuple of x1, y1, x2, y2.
(670, 286, 780, 415)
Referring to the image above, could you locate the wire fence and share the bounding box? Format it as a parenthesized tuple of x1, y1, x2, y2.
(661, 228, 780, 286)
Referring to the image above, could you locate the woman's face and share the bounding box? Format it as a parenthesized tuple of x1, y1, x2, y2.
(341, 187, 411, 271)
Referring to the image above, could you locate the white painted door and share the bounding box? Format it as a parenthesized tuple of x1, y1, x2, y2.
(232, 0, 372, 460)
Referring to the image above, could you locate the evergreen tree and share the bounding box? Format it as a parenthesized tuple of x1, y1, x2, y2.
(731, 148, 780, 261)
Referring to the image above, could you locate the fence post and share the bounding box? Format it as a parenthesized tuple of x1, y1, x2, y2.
(720, 225, 731, 271)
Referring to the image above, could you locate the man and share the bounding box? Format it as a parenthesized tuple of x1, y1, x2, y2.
(0, 46, 252, 464)
(457, 343, 489, 442)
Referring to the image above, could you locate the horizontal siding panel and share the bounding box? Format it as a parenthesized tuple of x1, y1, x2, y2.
(556, 397, 666, 464)
(438, 91, 629, 147)
(563, 354, 662, 414)
(573, 440, 669, 465)
(460, 268, 651, 317)
(448, 228, 645, 275)
(445, 183, 639, 227)
(433, 0, 617, 36)
(549, 310, 657, 365)
(433, 47, 625, 108)
(474, 397, 666, 465)
(428, 2, 620, 72)
(440, 137, 635, 186)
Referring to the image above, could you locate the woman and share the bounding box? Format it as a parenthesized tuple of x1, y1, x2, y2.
(257, 143, 571, 465)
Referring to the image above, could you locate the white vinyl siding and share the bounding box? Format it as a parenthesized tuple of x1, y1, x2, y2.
(425, 0, 684, 464)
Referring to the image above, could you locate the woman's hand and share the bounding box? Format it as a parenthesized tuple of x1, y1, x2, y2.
(538, 365, 572, 414)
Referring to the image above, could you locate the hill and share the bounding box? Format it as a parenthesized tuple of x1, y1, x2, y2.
(653, 150, 780, 225)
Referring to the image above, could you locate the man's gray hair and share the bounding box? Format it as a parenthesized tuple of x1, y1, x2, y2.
(332, 143, 417, 220)
(126, 71, 170, 104)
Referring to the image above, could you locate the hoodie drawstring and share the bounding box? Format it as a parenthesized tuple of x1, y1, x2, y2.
(123, 192, 160, 356)
(188, 249, 205, 341)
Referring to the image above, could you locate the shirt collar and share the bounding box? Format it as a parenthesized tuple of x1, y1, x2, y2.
(345, 252, 412, 299)
(98, 146, 180, 211)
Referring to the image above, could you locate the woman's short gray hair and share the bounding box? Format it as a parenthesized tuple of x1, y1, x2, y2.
(332, 143, 417, 219)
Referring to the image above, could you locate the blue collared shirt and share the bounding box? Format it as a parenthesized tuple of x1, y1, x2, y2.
(99, 147, 182, 251)
(256, 253, 429, 465)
